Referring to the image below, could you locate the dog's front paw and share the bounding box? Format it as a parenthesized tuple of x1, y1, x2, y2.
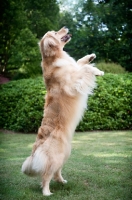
(96, 71, 104, 76)
(90, 53, 96, 59)
(89, 53, 96, 63)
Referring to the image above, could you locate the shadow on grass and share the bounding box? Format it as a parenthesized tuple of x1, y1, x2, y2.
(124, 156, 132, 200)
(29, 180, 76, 195)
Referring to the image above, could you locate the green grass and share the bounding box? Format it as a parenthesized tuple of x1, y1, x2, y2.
(0, 131, 132, 200)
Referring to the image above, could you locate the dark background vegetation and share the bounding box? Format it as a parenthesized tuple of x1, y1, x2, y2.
(0, 0, 132, 79)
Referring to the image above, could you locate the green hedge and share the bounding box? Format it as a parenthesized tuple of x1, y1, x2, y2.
(0, 74, 132, 132)
(0, 78, 45, 132)
(78, 73, 132, 131)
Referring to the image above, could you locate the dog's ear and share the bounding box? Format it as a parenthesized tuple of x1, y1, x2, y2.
(40, 37, 58, 57)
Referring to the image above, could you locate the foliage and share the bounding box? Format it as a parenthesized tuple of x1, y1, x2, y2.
(0, 131, 132, 200)
(1, 0, 131, 79)
(78, 73, 132, 131)
(8, 28, 41, 79)
(59, 0, 132, 71)
(0, 0, 60, 77)
(0, 73, 132, 132)
(97, 0, 132, 71)
(0, 0, 27, 75)
(0, 77, 45, 132)
(96, 62, 126, 74)
(25, 0, 60, 38)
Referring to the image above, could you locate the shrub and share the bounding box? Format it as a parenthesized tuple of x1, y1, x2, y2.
(0, 74, 132, 132)
(0, 77, 45, 132)
(96, 62, 126, 74)
(77, 73, 132, 131)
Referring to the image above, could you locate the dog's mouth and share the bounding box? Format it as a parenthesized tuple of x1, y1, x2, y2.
(61, 34, 72, 42)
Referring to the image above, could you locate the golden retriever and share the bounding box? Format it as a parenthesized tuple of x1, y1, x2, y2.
(21, 27, 104, 196)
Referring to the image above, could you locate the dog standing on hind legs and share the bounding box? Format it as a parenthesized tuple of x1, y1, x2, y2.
(21, 27, 104, 196)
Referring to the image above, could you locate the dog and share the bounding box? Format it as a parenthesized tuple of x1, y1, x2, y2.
(21, 27, 104, 196)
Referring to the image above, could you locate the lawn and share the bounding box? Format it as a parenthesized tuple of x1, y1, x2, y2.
(0, 131, 132, 200)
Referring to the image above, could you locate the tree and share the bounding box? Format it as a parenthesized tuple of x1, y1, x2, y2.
(25, 0, 60, 38)
(76, 0, 132, 70)
(0, 0, 27, 76)
(8, 28, 41, 79)
(98, 0, 132, 71)
(0, 0, 60, 78)
(58, 0, 132, 71)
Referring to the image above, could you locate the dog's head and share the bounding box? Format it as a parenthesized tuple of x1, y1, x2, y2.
(39, 27, 71, 57)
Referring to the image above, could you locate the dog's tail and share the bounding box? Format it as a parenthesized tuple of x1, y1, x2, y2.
(21, 146, 47, 177)
(21, 156, 37, 177)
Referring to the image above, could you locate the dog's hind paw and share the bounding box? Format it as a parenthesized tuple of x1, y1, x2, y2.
(62, 179, 67, 184)
(43, 192, 53, 196)
(43, 189, 53, 196)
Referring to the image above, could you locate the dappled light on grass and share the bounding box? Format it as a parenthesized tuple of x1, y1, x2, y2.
(94, 153, 130, 158)
(8, 157, 25, 161)
(27, 143, 34, 148)
(0, 148, 6, 153)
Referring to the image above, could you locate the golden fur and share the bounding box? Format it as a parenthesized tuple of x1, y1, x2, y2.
(21, 27, 104, 196)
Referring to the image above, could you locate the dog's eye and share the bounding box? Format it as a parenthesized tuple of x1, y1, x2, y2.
(55, 32, 57, 35)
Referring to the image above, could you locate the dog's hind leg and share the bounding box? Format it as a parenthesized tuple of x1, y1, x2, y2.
(42, 173, 53, 196)
(54, 168, 67, 184)
(77, 53, 96, 66)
